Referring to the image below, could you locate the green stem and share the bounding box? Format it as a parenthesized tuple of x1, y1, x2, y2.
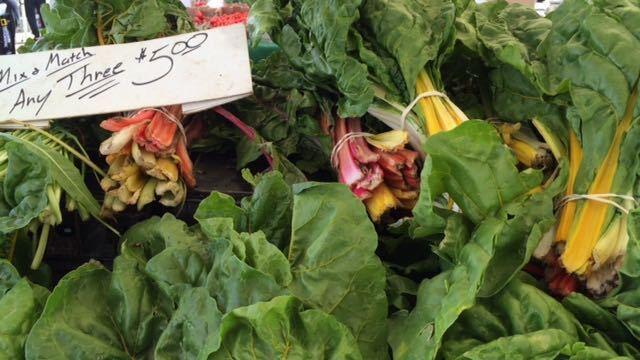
(46, 185, 63, 225)
(31, 223, 51, 270)
(7, 231, 18, 262)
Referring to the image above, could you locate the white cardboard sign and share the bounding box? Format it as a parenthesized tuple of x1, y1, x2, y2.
(0, 24, 253, 124)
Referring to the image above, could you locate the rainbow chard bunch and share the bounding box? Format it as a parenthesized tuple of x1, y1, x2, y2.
(98, 106, 197, 215)
(333, 118, 420, 222)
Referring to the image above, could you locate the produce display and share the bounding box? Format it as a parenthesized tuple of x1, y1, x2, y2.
(1, 0, 640, 359)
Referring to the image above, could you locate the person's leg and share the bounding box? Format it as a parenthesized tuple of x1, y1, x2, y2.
(7, 12, 15, 53)
(0, 15, 15, 54)
(5, 0, 20, 27)
(24, 0, 40, 38)
(35, 0, 45, 29)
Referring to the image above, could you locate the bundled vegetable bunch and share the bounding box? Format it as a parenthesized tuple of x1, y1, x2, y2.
(189, 2, 249, 29)
(249, 0, 470, 154)
(0, 127, 106, 270)
(98, 106, 196, 215)
(456, 0, 640, 297)
(551, 83, 639, 296)
(333, 118, 420, 221)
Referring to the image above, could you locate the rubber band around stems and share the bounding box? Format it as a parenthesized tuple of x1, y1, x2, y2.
(330, 131, 374, 169)
(126, 107, 187, 145)
(330, 91, 448, 169)
(558, 193, 637, 214)
(400, 91, 449, 131)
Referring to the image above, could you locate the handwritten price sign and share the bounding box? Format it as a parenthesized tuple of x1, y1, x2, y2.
(0, 24, 253, 124)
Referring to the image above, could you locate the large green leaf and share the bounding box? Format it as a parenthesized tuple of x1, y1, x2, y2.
(441, 276, 585, 358)
(33, 0, 98, 50)
(240, 171, 293, 249)
(540, 0, 640, 194)
(0, 260, 48, 360)
(425, 121, 543, 224)
(195, 180, 389, 358)
(120, 214, 206, 265)
(25, 259, 172, 359)
(207, 296, 362, 359)
(143, 217, 290, 311)
(410, 120, 543, 239)
(250, 0, 374, 117)
(360, 0, 457, 96)
(288, 183, 388, 359)
(196, 171, 293, 249)
(154, 288, 223, 360)
(0, 143, 51, 234)
(145, 245, 212, 301)
(389, 169, 560, 359)
(205, 232, 288, 312)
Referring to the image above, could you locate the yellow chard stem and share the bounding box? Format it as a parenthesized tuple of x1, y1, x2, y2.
(510, 139, 538, 168)
(561, 84, 639, 274)
(420, 71, 457, 131)
(365, 183, 400, 222)
(556, 130, 583, 243)
(416, 75, 443, 135)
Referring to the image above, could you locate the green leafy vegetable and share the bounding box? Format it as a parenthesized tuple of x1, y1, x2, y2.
(208, 295, 362, 359)
(25, 259, 172, 359)
(26, 0, 194, 51)
(251, 0, 374, 117)
(0, 260, 48, 360)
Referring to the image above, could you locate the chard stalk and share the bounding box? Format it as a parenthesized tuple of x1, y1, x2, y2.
(30, 223, 51, 270)
(66, 195, 77, 212)
(367, 102, 426, 157)
(46, 184, 63, 225)
(532, 118, 567, 161)
(335, 118, 365, 186)
(77, 204, 90, 222)
(364, 183, 399, 222)
(556, 130, 583, 243)
(214, 107, 274, 168)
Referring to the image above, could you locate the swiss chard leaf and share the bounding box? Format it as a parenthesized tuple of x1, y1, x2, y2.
(360, 0, 458, 96)
(0, 260, 48, 360)
(196, 171, 293, 249)
(195, 181, 389, 358)
(154, 287, 223, 360)
(207, 296, 362, 359)
(390, 122, 563, 359)
(25, 260, 172, 359)
(0, 143, 51, 234)
(120, 213, 206, 265)
(250, 0, 374, 117)
(410, 120, 543, 239)
(34, 0, 98, 50)
(288, 183, 388, 359)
